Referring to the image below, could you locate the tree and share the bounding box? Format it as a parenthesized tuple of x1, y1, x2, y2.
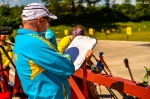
(135, 0, 150, 20)
(0, 4, 10, 17)
(85, 0, 101, 6)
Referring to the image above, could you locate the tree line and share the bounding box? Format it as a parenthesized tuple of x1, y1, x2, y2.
(0, 0, 149, 28)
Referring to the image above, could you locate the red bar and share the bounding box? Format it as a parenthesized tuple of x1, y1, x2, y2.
(69, 76, 86, 99)
(74, 69, 150, 99)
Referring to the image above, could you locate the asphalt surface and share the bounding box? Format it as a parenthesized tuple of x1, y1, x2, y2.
(9, 40, 150, 99)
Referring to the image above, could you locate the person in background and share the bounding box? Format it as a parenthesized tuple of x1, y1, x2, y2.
(0, 35, 13, 83)
(58, 25, 85, 53)
(58, 25, 95, 65)
(14, 3, 93, 99)
(58, 25, 99, 72)
(58, 25, 94, 64)
(45, 29, 57, 49)
(0, 34, 13, 96)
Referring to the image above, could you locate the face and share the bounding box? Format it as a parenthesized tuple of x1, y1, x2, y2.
(0, 35, 6, 45)
(0, 35, 6, 41)
(37, 16, 50, 33)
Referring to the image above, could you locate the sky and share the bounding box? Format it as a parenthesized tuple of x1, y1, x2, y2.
(0, 0, 136, 7)
(0, 0, 44, 7)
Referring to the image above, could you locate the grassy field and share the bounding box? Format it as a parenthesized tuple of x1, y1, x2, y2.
(12, 21, 150, 42)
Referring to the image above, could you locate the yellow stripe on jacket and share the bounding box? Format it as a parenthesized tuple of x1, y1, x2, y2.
(29, 60, 45, 80)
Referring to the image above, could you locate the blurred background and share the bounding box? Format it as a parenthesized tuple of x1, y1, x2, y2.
(0, 0, 150, 41)
(0, 1, 149, 98)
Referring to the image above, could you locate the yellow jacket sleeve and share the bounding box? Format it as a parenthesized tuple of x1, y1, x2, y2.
(58, 36, 71, 53)
(3, 44, 13, 67)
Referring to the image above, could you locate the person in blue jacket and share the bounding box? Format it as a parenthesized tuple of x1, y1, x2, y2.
(14, 3, 93, 99)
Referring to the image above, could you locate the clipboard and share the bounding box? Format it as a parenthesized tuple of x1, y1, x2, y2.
(64, 36, 97, 71)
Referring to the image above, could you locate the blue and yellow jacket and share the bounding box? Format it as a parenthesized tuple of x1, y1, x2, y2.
(14, 28, 75, 99)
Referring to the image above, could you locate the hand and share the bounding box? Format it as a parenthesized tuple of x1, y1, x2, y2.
(85, 50, 93, 62)
(2, 65, 6, 70)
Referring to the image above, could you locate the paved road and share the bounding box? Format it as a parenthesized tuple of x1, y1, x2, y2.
(91, 40, 150, 98)
(9, 40, 150, 99)
(93, 40, 150, 82)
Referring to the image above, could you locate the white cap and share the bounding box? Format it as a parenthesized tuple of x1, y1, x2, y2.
(21, 3, 57, 20)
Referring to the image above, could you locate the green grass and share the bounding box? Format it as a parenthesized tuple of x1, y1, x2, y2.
(48, 25, 74, 38)
(90, 31, 150, 42)
(12, 21, 150, 42)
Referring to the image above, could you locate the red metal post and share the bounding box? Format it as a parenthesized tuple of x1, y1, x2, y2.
(69, 76, 86, 99)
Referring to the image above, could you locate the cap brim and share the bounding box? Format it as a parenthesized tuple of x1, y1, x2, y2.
(49, 14, 57, 19)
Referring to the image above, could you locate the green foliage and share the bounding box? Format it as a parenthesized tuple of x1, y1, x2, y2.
(0, 4, 10, 16)
(0, 0, 150, 28)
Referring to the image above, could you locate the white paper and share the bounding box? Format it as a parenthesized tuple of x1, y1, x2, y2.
(65, 36, 97, 71)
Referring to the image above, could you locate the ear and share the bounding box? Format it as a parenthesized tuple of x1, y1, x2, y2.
(37, 17, 43, 24)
